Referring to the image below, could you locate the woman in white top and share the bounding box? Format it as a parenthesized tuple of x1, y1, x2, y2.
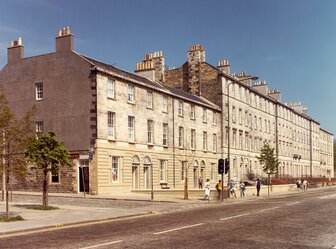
(204, 179, 211, 201)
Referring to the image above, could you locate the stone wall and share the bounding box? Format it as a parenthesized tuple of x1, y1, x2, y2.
(0, 165, 76, 193)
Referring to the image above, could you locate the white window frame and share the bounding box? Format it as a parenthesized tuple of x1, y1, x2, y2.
(35, 82, 43, 100)
(178, 126, 184, 148)
(212, 111, 217, 125)
(202, 108, 207, 123)
(190, 105, 195, 120)
(35, 121, 44, 133)
(162, 95, 168, 112)
(160, 160, 168, 182)
(147, 120, 153, 144)
(178, 100, 183, 116)
(107, 79, 115, 99)
(51, 170, 60, 184)
(108, 112, 115, 139)
(163, 123, 168, 147)
(211, 163, 215, 181)
(146, 91, 153, 109)
(111, 156, 119, 182)
(203, 131, 207, 151)
(127, 84, 135, 103)
(128, 116, 135, 142)
(213, 133, 217, 152)
(191, 129, 196, 150)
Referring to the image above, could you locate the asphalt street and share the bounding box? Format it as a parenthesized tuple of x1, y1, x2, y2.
(1, 189, 336, 249)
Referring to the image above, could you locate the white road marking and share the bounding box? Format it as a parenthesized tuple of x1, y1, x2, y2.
(220, 213, 250, 221)
(319, 194, 336, 199)
(286, 202, 301, 206)
(79, 240, 123, 249)
(153, 223, 204, 235)
(259, 206, 280, 212)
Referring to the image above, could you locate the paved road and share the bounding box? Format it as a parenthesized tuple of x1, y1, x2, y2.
(1, 189, 336, 249)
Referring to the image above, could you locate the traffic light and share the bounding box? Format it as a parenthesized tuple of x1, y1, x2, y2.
(225, 158, 230, 174)
(218, 159, 224, 174)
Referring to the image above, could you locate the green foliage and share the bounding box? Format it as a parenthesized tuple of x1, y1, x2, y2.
(0, 215, 24, 222)
(26, 131, 71, 172)
(26, 131, 71, 207)
(0, 86, 35, 175)
(0, 85, 35, 218)
(256, 142, 279, 175)
(27, 205, 59, 210)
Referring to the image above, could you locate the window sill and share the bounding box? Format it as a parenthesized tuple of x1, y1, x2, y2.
(127, 101, 135, 105)
(107, 97, 116, 100)
(147, 143, 154, 147)
(128, 141, 136, 144)
(108, 138, 116, 142)
(163, 145, 169, 148)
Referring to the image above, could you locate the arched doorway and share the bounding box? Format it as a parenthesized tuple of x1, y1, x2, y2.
(143, 156, 152, 189)
(200, 160, 206, 186)
(132, 156, 140, 189)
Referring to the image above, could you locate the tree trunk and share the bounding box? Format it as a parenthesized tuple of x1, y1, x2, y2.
(42, 169, 49, 207)
(184, 167, 188, 200)
(5, 167, 9, 219)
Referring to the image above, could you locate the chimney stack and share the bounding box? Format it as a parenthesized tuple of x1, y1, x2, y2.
(187, 44, 205, 64)
(7, 36, 24, 64)
(56, 26, 74, 52)
(268, 89, 281, 102)
(135, 51, 165, 83)
(217, 60, 230, 75)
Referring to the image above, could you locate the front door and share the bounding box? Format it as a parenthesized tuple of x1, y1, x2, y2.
(79, 160, 89, 193)
(193, 167, 198, 188)
(132, 165, 139, 189)
(143, 166, 150, 189)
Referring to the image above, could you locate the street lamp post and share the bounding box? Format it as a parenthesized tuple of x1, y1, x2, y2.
(227, 82, 233, 187)
(267, 169, 271, 197)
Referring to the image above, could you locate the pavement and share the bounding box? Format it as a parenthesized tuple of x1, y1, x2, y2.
(0, 186, 334, 236)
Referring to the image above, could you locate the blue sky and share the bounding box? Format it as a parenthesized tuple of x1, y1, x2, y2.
(0, 0, 335, 134)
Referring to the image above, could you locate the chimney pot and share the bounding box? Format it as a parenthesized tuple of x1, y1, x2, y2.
(17, 37, 22, 46)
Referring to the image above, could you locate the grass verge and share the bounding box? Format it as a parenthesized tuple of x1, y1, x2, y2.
(0, 215, 24, 222)
(27, 205, 59, 210)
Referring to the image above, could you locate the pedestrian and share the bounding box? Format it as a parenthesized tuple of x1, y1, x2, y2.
(256, 178, 261, 197)
(204, 179, 211, 200)
(302, 179, 308, 192)
(239, 181, 246, 197)
(198, 176, 203, 189)
(215, 180, 222, 200)
(296, 179, 301, 191)
(229, 179, 237, 198)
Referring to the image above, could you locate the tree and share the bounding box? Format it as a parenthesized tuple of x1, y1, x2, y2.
(26, 131, 71, 207)
(0, 86, 35, 218)
(256, 142, 279, 196)
(256, 142, 279, 175)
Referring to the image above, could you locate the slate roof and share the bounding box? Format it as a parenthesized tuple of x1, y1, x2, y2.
(80, 54, 221, 111)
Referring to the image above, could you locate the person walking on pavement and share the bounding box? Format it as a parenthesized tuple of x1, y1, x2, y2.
(239, 181, 246, 198)
(204, 179, 211, 200)
(296, 179, 301, 191)
(198, 176, 203, 189)
(302, 179, 308, 192)
(215, 180, 222, 200)
(256, 178, 261, 197)
(229, 179, 236, 198)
